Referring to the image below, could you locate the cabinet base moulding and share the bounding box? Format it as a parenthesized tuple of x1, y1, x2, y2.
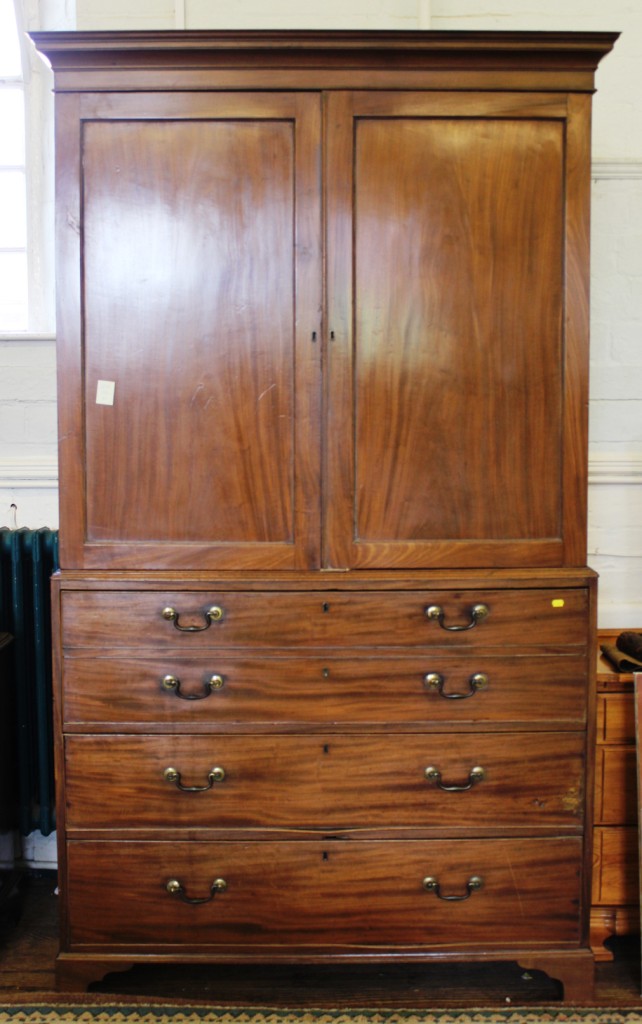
(54, 950, 596, 1001)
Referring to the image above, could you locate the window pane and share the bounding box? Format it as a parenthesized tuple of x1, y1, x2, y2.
(0, 170, 26, 246)
(0, 0, 22, 77)
(0, 89, 25, 163)
(0, 251, 28, 330)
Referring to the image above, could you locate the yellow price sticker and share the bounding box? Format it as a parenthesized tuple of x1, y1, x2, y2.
(551, 599, 565, 608)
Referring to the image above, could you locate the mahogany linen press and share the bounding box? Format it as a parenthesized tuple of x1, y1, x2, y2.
(31, 29, 617, 996)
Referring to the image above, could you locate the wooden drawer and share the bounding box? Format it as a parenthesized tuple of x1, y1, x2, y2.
(592, 826, 639, 905)
(596, 693, 636, 744)
(594, 746, 638, 824)
(60, 588, 589, 650)
(64, 732, 585, 830)
(66, 835, 589, 946)
(62, 652, 587, 730)
(65, 837, 583, 949)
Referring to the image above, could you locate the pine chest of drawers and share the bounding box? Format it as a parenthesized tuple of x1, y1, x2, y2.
(590, 631, 640, 959)
(53, 572, 596, 994)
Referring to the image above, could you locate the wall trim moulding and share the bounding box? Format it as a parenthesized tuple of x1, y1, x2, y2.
(592, 160, 642, 180)
(589, 453, 642, 485)
(0, 456, 59, 489)
(0, 333, 56, 344)
(1, 454, 641, 491)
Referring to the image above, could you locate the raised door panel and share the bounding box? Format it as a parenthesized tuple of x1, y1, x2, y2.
(55, 92, 321, 570)
(325, 92, 590, 569)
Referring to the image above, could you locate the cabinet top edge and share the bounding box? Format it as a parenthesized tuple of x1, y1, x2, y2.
(29, 29, 619, 72)
(51, 567, 599, 588)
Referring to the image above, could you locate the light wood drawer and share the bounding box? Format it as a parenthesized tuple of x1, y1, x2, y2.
(65, 837, 583, 949)
(61, 588, 589, 650)
(64, 732, 585, 830)
(594, 746, 638, 824)
(62, 652, 587, 729)
(596, 693, 635, 744)
(592, 826, 639, 905)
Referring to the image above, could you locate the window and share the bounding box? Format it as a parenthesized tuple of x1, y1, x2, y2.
(0, 0, 28, 330)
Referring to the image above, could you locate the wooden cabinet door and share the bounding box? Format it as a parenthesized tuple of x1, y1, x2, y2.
(324, 91, 590, 570)
(56, 92, 321, 570)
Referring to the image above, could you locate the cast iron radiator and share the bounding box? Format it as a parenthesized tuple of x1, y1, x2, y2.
(0, 528, 59, 835)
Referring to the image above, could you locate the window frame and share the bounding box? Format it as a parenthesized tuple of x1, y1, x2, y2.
(0, 0, 57, 336)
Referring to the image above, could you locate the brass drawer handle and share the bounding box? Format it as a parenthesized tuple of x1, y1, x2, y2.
(166, 878, 227, 904)
(161, 674, 225, 700)
(164, 766, 226, 791)
(161, 606, 224, 631)
(422, 875, 483, 901)
(424, 765, 485, 791)
(423, 671, 488, 699)
(425, 603, 489, 631)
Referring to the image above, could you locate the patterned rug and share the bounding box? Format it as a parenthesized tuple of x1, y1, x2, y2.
(1, 1007, 642, 1024)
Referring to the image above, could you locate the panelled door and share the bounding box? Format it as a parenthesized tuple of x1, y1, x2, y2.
(56, 92, 322, 570)
(323, 90, 590, 570)
(56, 87, 590, 572)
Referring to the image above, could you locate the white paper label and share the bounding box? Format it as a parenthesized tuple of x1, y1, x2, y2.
(96, 380, 115, 406)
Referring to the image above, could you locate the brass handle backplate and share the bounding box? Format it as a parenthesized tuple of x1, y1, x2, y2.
(422, 875, 483, 901)
(166, 878, 227, 904)
(161, 606, 224, 631)
(423, 672, 488, 700)
(164, 766, 226, 791)
(424, 765, 485, 792)
(425, 603, 489, 631)
(161, 674, 225, 700)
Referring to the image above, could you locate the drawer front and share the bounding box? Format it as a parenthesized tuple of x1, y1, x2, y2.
(594, 747, 638, 824)
(62, 653, 587, 729)
(66, 837, 583, 948)
(592, 826, 639, 905)
(596, 693, 636, 744)
(61, 588, 589, 650)
(64, 733, 585, 829)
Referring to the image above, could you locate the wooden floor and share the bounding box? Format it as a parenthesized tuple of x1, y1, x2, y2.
(1, 871, 641, 1008)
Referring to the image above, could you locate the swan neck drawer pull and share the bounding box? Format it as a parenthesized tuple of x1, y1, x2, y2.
(424, 765, 485, 791)
(161, 606, 224, 631)
(425, 603, 489, 631)
(422, 875, 483, 901)
(423, 671, 488, 699)
(166, 878, 227, 904)
(164, 766, 226, 791)
(161, 674, 225, 700)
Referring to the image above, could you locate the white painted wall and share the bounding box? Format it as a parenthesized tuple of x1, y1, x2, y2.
(2, 0, 641, 629)
(76, 0, 429, 30)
